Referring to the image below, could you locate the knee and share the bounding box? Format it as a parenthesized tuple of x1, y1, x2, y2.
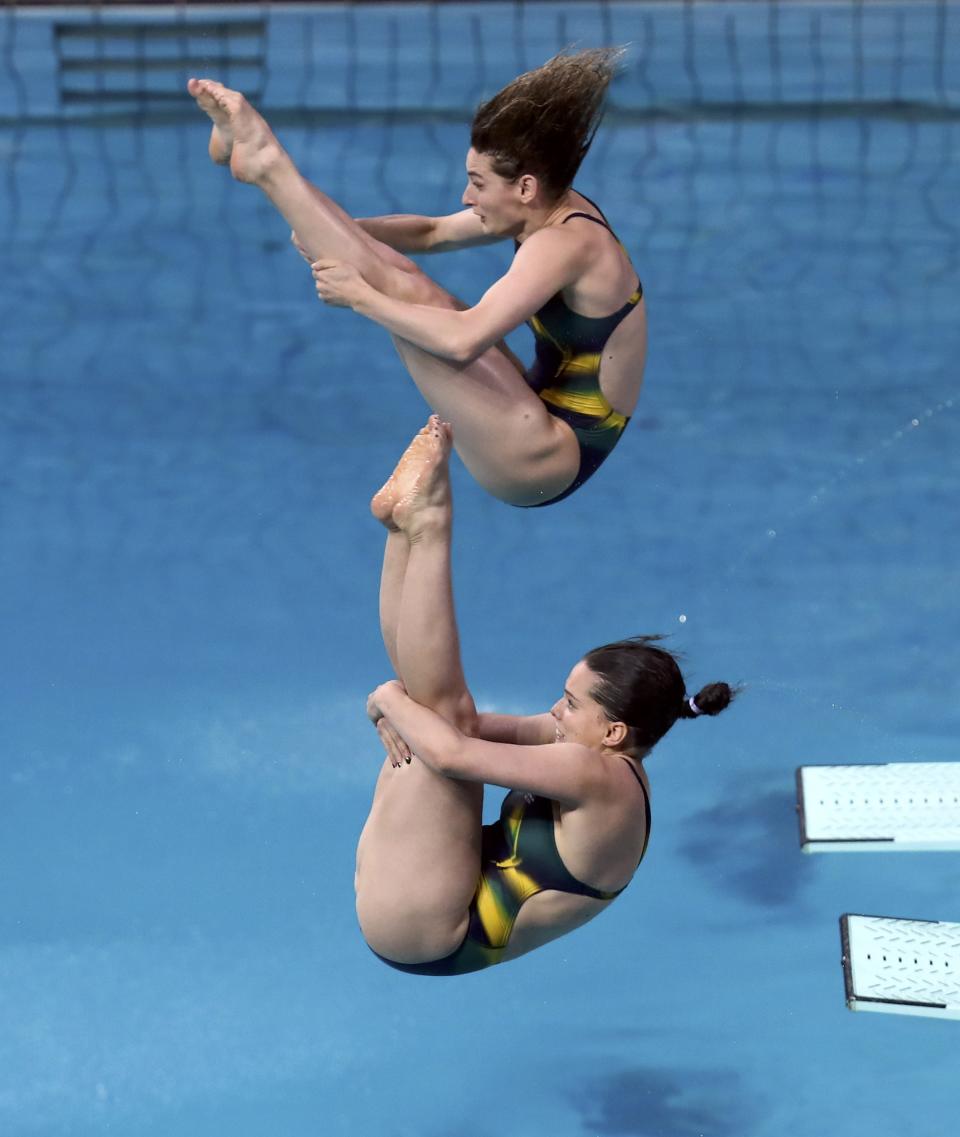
(451, 693, 479, 739)
(390, 262, 457, 309)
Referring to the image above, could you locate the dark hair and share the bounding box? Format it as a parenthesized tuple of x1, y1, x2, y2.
(583, 635, 736, 753)
(470, 47, 623, 200)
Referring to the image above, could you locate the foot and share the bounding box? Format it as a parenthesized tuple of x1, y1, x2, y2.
(370, 416, 452, 531)
(187, 77, 285, 183)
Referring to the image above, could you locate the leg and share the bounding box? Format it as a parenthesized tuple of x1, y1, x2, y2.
(390, 327, 579, 507)
(371, 471, 408, 676)
(370, 419, 486, 693)
(189, 79, 580, 506)
(376, 528, 407, 678)
(356, 420, 484, 964)
(188, 78, 413, 295)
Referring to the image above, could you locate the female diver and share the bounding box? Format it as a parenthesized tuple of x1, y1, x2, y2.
(357, 416, 734, 975)
(188, 49, 646, 507)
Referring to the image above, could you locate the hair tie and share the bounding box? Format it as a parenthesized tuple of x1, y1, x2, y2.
(687, 695, 703, 717)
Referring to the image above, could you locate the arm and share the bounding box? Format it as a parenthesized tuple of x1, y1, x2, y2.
(373, 682, 600, 805)
(474, 711, 556, 746)
(313, 225, 588, 363)
(368, 684, 550, 760)
(357, 209, 504, 255)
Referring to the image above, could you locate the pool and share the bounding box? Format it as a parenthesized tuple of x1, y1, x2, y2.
(1, 2, 958, 1134)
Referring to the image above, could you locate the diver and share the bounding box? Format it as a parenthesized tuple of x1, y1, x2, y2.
(355, 417, 735, 975)
(188, 49, 646, 507)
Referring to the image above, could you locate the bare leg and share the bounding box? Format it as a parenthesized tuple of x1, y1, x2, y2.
(188, 78, 579, 506)
(370, 422, 432, 676)
(370, 419, 474, 721)
(377, 529, 407, 678)
(356, 419, 483, 964)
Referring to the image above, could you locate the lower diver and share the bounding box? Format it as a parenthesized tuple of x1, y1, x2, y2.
(357, 417, 735, 975)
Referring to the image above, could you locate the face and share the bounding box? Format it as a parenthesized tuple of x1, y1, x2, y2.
(550, 660, 621, 749)
(461, 148, 525, 235)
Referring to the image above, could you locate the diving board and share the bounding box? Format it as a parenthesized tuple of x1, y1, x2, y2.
(796, 763, 960, 852)
(841, 914, 960, 1020)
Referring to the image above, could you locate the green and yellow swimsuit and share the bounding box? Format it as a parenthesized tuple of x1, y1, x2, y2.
(522, 201, 643, 506)
(373, 758, 650, 977)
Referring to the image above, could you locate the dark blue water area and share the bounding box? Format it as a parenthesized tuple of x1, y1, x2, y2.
(2, 35, 960, 1137)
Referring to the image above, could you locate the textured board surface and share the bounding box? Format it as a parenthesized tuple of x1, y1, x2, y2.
(797, 764, 960, 852)
(841, 915, 960, 1019)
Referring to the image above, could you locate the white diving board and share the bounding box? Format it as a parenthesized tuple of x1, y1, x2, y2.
(841, 914, 960, 1020)
(796, 763, 960, 852)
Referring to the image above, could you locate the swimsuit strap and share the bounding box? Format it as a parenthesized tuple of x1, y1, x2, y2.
(566, 191, 613, 227)
(620, 756, 652, 864)
(560, 190, 615, 231)
(620, 755, 645, 787)
(561, 210, 610, 229)
(558, 197, 641, 298)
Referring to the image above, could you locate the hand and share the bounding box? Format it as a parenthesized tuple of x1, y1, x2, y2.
(367, 682, 411, 768)
(377, 718, 412, 768)
(366, 688, 384, 726)
(312, 259, 367, 309)
(367, 679, 404, 723)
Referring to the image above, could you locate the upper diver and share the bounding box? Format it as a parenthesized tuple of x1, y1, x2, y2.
(188, 49, 646, 507)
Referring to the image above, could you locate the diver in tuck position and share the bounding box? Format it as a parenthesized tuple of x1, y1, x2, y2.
(188, 49, 647, 507)
(354, 417, 735, 975)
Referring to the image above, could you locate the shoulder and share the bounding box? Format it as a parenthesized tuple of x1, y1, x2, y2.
(519, 222, 590, 254)
(559, 753, 648, 828)
(553, 742, 626, 797)
(511, 223, 593, 279)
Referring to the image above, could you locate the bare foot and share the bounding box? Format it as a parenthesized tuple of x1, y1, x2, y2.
(187, 77, 285, 183)
(370, 417, 452, 531)
(369, 429, 429, 529)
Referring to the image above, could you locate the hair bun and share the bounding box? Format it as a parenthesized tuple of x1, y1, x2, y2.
(680, 682, 736, 719)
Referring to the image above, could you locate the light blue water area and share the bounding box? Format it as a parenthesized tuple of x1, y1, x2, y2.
(1, 3, 959, 1136)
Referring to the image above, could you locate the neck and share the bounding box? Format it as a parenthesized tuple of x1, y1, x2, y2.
(516, 189, 575, 243)
(612, 746, 646, 766)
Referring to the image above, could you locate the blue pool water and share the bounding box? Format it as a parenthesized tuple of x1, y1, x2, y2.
(1, 3, 959, 1135)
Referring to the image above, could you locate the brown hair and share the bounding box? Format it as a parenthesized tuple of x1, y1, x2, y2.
(470, 48, 623, 200)
(584, 636, 737, 754)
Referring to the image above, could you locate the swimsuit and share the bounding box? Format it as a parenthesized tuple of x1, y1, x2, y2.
(521, 196, 643, 507)
(373, 757, 650, 977)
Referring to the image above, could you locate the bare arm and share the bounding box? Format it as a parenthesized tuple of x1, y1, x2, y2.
(357, 209, 504, 255)
(313, 225, 588, 362)
(474, 711, 556, 746)
(373, 682, 600, 805)
(356, 214, 436, 253)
